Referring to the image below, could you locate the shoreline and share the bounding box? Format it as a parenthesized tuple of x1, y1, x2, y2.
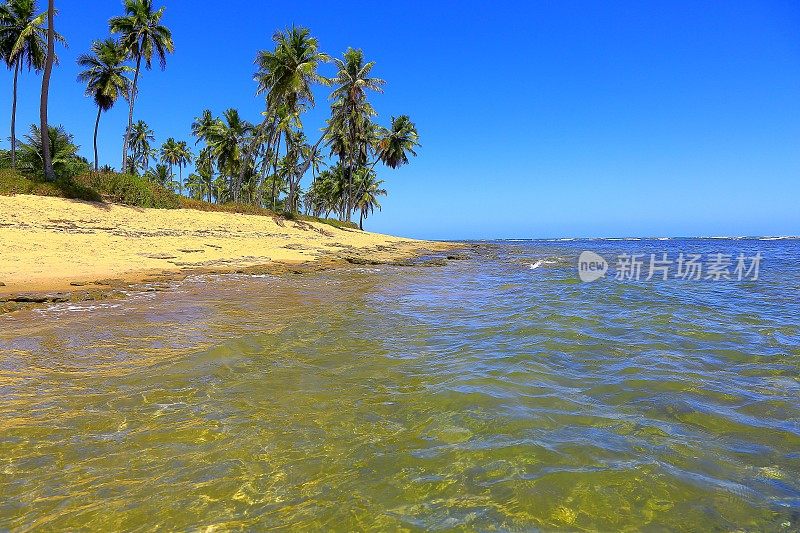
(0, 195, 461, 313)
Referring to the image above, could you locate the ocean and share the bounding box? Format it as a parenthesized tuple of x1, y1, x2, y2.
(1, 238, 798, 530)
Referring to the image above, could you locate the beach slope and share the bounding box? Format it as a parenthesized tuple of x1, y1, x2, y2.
(0, 195, 445, 296)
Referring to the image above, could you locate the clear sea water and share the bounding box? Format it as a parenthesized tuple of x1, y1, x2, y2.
(1, 238, 798, 530)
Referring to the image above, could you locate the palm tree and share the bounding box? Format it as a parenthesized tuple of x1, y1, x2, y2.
(255, 27, 328, 115)
(125, 119, 153, 173)
(353, 169, 386, 230)
(77, 39, 131, 170)
(159, 136, 178, 181)
(307, 163, 346, 219)
(195, 146, 214, 203)
(0, 0, 61, 169)
(248, 26, 328, 204)
(328, 47, 384, 220)
(173, 140, 191, 195)
(191, 109, 217, 146)
(144, 162, 171, 188)
(376, 115, 419, 169)
(283, 128, 311, 213)
(160, 137, 191, 195)
(38, 0, 53, 180)
(15, 123, 78, 177)
(212, 175, 229, 204)
(109, 0, 173, 169)
(208, 108, 251, 198)
(184, 172, 206, 200)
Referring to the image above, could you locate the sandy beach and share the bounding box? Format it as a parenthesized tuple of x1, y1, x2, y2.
(0, 195, 449, 301)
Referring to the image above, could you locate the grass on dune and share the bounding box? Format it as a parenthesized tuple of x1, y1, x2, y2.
(178, 198, 358, 229)
(0, 168, 359, 229)
(0, 167, 102, 202)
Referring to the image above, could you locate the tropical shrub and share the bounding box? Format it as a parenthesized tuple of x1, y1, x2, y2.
(14, 125, 91, 179)
(73, 171, 180, 208)
(0, 168, 101, 201)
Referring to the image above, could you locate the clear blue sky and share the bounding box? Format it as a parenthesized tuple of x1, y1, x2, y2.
(3, 0, 799, 239)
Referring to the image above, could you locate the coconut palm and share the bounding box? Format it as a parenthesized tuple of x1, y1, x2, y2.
(328, 47, 384, 220)
(77, 38, 131, 170)
(173, 140, 191, 195)
(306, 163, 346, 219)
(0, 0, 63, 169)
(212, 175, 229, 204)
(109, 0, 173, 169)
(194, 146, 214, 203)
(247, 26, 328, 204)
(38, 0, 54, 180)
(15, 123, 81, 177)
(144, 162, 171, 188)
(376, 115, 419, 169)
(159, 136, 177, 180)
(191, 109, 218, 146)
(160, 137, 191, 195)
(255, 26, 328, 114)
(184, 172, 206, 200)
(282, 128, 311, 213)
(353, 169, 386, 230)
(207, 108, 251, 195)
(125, 119, 154, 173)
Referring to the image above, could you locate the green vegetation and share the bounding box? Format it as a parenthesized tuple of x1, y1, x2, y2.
(0, 167, 100, 200)
(109, 0, 174, 169)
(1, 0, 419, 230)
(12, 124, 89, 178)
(1, 166, 360, 229)
(0, 163, 178, 208)
(77, 38, 131, 171)
(73, 170, 179, 208)
(1, 0, 49, 169)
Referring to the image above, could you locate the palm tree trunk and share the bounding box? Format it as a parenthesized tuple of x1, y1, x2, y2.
(236, 115, 271, 203)
(258, 125, 278, 208)
(93, 105, 102, 171)
(271, 132, 282, 211)
(178, 165, 183, 196)
(40, 0, 55, 182)
(122, 55, 142, 170)
(346, 131, 355, 222)
(10, 59, 20, 169)
(359, 210, 363, 230)
(288, 175, 296, 214)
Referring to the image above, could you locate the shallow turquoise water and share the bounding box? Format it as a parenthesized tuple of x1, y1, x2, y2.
(1, 238, 798, 530)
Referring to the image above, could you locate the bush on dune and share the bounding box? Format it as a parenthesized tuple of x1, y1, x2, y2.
(0, 168, 102, 202)
(177, 198, 359, 229)
(73, 172, 181, 209)
(179, 197, 279, 217)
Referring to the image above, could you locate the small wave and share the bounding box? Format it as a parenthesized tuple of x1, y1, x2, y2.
(33, 303, 122, 317)
(759, 236, 798, 241)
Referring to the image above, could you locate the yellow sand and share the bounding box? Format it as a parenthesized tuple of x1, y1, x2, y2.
(0, 195, 439, 294)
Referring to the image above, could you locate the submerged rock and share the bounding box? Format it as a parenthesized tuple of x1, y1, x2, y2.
(419, 258, 448, 267)
(344, 256, 384, 265)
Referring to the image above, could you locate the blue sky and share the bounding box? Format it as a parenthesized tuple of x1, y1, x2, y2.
(2, 0, 799, 239)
